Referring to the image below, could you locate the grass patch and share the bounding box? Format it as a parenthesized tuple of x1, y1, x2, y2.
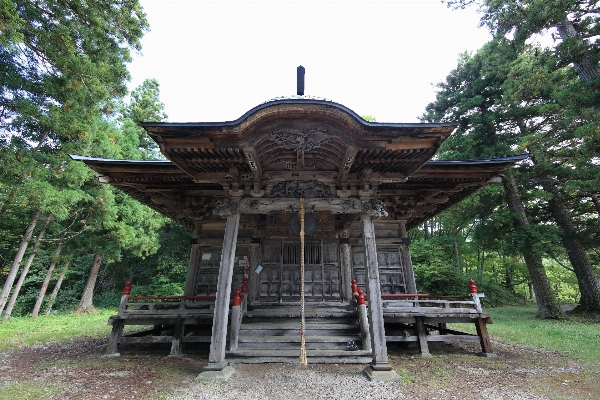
(0, 309, 116, 351)
(0, 381, 65, 399)
(451, 306, 600, 364)
(397, 368, 416, 385)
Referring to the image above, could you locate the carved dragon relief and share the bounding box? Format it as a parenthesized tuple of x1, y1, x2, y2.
(268, 128, 332, 151)
(268, 180, 332, 198)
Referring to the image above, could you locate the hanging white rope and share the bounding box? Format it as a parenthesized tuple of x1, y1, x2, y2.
(299, 197, 307, 366)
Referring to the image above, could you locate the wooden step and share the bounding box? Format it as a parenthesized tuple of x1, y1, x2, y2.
(238, 335, 361, 343)
(226, 349, 372, 364)
(237, 335, 362, 350)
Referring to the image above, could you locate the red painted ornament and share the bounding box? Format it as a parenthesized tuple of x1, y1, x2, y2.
(123, 281, 132, 296)
(469, 279, 478, 294)
(233, 290, 242, 306)
(357, 289, 366, 306)
(351, 279, 358, 294)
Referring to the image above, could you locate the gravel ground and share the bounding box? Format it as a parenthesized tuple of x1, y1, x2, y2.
(169, 363, 406, 400)
(1, 339, 599, 399)
(167, 362, 551, 400)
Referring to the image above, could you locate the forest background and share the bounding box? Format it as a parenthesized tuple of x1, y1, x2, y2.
(0, 0, 599, 321)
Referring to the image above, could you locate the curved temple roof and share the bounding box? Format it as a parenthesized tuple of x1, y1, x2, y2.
(72, 98, 527, 233)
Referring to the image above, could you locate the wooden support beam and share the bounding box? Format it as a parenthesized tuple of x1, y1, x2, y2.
(416, 317, 431, 357)
(207, 211, 240, 370)
(169, 319, 184, 357)
(238, 198, 361, 214)
(106, 320, 124, 356)
(362, 213, 388, 364)
(340, 243, 353, 304)
(361, 209, 400, 381)
(475, 317, 495, 356)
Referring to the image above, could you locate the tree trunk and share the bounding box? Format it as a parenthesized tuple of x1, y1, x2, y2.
(44, 246, 76, 316)
(503, 171, 565, 318)
(452, 230, 461, 272)
(505, 263, 515, 292)
(556, 18, 600, 115)
(543, 182, 600, 311)
(73, 253, 103, 314)
(591, 194, 600, 216)
(3, 214, 53, 319)
(0, 209, 41, 314)
(31, 240, 64, 318)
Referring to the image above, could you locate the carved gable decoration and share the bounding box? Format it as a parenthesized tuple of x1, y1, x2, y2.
(362, 199, 388, 218)
(268, 180, 332, 198)
(268, 128, 332, 151)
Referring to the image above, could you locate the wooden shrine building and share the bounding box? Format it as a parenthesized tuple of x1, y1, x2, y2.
(73, 95, 525, 381)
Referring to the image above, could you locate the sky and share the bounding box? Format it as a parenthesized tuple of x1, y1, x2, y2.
(127, 1, 491, 123)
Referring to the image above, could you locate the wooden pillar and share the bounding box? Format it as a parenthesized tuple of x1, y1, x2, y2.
(361, 200, 399, 381)
(340, 242, 353, 303)
(416, 317, 430, 357)
(169, 318, 184, 357)
(106, 321, 124, 356)
(475, 318, 494, 356)
(399, 221, 417, 294)
(248, 243, 261, 304)
(206, 200, 240, 371)
(184, 223, 203, 296)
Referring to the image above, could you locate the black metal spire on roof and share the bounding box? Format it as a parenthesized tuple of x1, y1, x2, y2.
(297, 65, 305, 96)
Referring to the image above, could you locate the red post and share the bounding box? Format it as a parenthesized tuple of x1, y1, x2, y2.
(357, 289, 366, 306)
(351, 279, 358, 295)
(469, 279, 478, 294)
(241, 277, 248, 294)
(122, 281, 132, 296)
(233, 289, 242, 306)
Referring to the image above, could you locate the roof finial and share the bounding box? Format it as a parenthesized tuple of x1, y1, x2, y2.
(297, 65, 305, 96)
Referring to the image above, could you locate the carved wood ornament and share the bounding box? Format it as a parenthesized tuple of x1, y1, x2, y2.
(268, 180, 332, 198)
(362, 199, 388, 218)
(213, 198, 238, 218)
(268, 128, 332, 151)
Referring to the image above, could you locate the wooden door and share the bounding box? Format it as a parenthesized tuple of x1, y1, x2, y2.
(352, 247, 407, 294)
(259, 240, 341, 302)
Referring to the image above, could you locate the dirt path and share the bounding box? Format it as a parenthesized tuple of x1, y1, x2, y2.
(0, 338, 598, 399)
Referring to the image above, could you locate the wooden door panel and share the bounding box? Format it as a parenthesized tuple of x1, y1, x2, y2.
(352, 247, 407, 294)
(259, 240, 341, 302)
